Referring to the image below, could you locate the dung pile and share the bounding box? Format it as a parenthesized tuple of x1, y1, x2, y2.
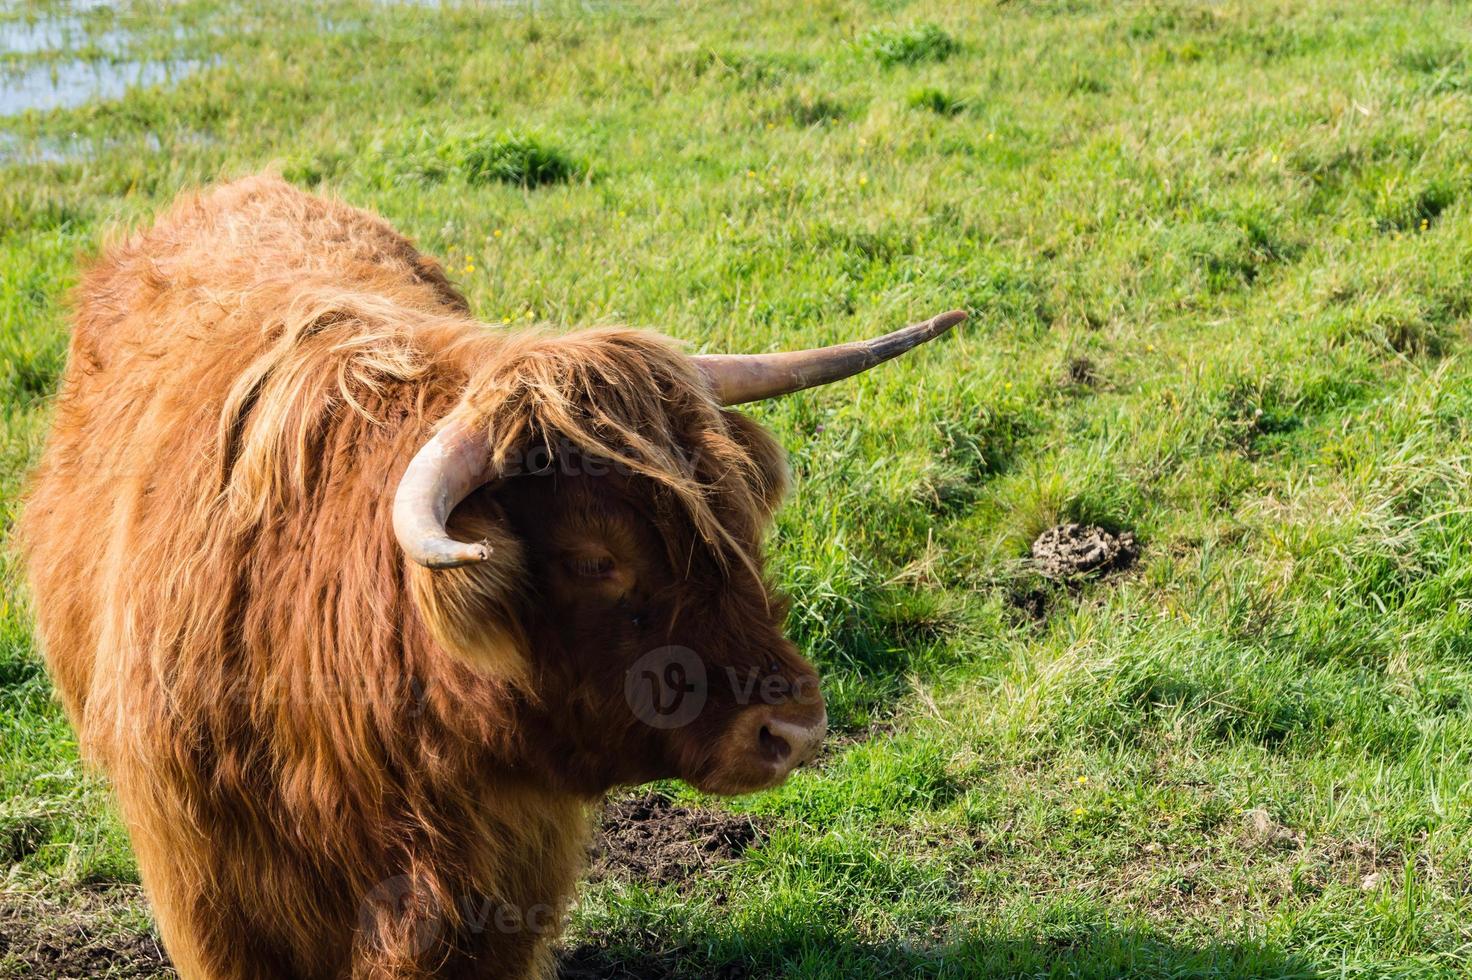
(1031, 523, 1138, 580)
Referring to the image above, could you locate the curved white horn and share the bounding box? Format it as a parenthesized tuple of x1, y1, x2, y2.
(693, 309, 967, 405)
(393, 417, 493, 569)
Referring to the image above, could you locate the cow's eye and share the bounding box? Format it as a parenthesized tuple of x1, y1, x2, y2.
(629, 611, 647, 629)
(568, 554, 616, 579)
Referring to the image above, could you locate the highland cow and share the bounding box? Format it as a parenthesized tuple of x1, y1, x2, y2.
(19, 175, 962, 979)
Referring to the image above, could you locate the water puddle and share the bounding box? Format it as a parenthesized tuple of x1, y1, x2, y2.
(0, 15, 129, 55)
(0, 130, 73, 162)
(0, 4, 212, 117)
(0, 126, 215, 162)
(0, 57, 211, 116)
(3, 129, 159, 162)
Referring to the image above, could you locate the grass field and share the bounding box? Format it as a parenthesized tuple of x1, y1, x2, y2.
(6, 0, 1472, 976)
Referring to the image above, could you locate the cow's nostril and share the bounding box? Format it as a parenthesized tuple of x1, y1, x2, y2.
(758, 724, 792, 764)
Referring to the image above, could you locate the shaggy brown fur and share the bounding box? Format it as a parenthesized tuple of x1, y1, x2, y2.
(19, 175, 823, 979)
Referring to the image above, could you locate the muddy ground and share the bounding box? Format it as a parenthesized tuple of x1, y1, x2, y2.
(585, 791, 763, 891)
(0, 888, 172, 980)
(0, 793, 762, 979)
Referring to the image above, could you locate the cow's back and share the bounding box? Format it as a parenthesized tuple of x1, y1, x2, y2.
(19, 174, 468, 748)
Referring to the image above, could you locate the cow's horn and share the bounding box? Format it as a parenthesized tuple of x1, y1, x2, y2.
(394, 417, 494, 569)
(396, 309, 967, 567)
(693, 309, 967, 406)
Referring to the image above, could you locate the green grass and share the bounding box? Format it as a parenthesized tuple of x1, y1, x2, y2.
(6, 0, 1472, 975)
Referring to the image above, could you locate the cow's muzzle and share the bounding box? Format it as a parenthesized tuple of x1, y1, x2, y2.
(698, 701, 827, 796)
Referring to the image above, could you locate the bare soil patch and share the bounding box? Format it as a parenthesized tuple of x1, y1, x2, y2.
(0, 795, 762, 977)
(0, 888, 173, 980)
(586, 792, 764, 891)
(1060, 355, 1100, 389)
(1006, 584, 1052, 623)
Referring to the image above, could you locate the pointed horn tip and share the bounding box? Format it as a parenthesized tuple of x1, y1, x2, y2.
(890, 308, 967, 345)
(423, 541, 492, 570)
(916, 309, 967, 338)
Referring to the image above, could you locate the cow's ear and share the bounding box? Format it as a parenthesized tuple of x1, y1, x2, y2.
(406, 495, 529, 681)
